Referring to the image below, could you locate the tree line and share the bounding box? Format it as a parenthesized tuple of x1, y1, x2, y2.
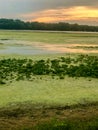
(0, 18, 98, 31)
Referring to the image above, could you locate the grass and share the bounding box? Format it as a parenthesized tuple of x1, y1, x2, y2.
(33, 118, 98, 130)
(0, 53, 73, 61)
(0, 30, 98, 44)
(0, 102, 98, 130)
(0, 76, 98, 108)
(72, 46, 98, 50)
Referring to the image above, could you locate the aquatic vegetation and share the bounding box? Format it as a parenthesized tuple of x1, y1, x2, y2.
(0, 55, 98, 84)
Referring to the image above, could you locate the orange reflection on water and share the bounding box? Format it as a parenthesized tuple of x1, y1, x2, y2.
(34, 43, 98, 54)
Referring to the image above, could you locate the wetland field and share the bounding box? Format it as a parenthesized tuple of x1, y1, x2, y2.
(0, 30, 98, 130)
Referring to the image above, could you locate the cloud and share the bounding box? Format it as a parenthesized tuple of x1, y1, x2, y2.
(0, 0, 98, 25)
(0, 0, 98, 14)
(21, 6, 98, 25)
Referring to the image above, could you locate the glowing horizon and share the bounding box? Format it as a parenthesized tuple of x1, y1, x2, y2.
(21, 6, 98, 25)
(0, 0, 98, 25)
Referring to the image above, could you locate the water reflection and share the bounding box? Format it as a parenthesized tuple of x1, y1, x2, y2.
(0, 39, 98, 55)
(34, 43, 98, 54)
(0, 40, 60, 55)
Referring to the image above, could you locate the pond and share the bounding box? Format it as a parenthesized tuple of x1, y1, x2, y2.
(0, 39, 98, 55)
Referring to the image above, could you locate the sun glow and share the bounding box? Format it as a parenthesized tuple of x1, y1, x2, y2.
(22, 6, 98, 24)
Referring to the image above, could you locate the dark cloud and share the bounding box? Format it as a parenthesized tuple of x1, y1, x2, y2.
(24, 0, 98, 11)
(0, 0, 98, 13)
(27, 0, 98, 10)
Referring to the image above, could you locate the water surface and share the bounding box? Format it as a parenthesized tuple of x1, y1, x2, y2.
(0, 39, 98, 55)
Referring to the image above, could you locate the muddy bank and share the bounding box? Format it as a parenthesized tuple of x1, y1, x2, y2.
(0, 103, 98, 130)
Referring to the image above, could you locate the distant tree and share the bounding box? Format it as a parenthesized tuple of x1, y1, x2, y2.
(0, 18, 98, 31)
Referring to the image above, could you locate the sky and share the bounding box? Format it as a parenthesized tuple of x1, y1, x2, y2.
(0, 0, 98, 25)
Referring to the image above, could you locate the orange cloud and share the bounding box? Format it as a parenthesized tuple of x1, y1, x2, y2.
(22, 6, 98, 24)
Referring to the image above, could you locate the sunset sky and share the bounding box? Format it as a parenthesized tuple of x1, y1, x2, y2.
(0, 0, 98, 25)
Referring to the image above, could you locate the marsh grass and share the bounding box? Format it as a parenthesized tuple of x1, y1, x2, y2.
(72, 46, 98, 50)
(0, 31, 98, 129)
(0, 102, 98, 130)
(0, 54, 98, 107)
(33, 118, 98, 130)
(0, 76, 98, 107)
(0, 30, 98, 44)
(0, 30, 98, 56)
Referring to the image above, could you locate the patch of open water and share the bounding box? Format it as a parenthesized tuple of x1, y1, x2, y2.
(0, 39, 98, 55)
(0, 40, 60, 55)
